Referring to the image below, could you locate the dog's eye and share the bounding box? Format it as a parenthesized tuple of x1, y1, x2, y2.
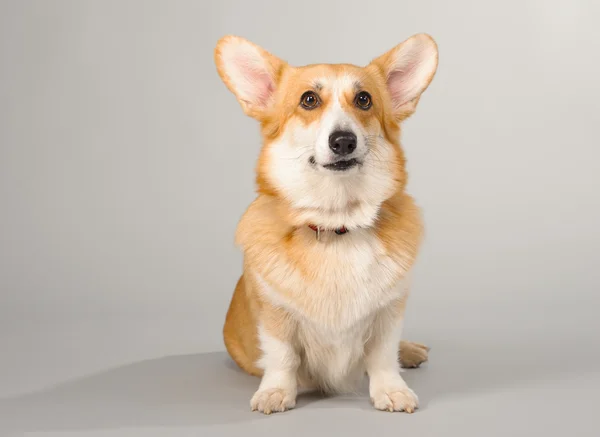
(355, 91, 372, 110)
(300, 91, 320, 110)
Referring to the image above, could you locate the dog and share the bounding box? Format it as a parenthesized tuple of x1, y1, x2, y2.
(213, 33, 438, 414)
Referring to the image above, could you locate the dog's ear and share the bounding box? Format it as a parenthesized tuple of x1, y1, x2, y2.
(370, 34, 438, 120)
(214, 36, 286, 119)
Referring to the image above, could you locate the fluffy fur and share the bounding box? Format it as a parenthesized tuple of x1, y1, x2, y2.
(214, 34, 438, 414)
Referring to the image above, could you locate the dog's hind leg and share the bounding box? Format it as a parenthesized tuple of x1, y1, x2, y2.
(399, 340, 430, 368)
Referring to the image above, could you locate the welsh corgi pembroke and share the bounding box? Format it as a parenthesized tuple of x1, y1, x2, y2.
(214, 33, 438, 414)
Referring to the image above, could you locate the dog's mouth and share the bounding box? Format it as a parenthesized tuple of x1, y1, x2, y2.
(322, 158, 360, 171)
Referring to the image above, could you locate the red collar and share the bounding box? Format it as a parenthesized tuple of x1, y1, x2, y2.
(308, 224, 348, 238)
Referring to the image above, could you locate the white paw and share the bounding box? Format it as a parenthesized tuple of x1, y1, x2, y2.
(370, 386, 419, 413)
(250, 388, 296, 414)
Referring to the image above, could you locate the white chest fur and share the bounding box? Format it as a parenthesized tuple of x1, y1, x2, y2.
(254, 228, 411, 392)
(255, 227, 409, 331)
(294, 312, 377, 392)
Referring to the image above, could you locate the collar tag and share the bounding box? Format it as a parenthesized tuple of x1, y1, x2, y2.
(308, 224, 347, 240)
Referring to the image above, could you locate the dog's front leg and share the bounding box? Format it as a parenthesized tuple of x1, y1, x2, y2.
(250, 313, 299, 414)
(365, 302, 419, 413)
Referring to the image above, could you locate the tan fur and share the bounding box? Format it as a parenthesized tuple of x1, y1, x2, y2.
(214, 33, 438, 413)
(223, 194, 429, 376)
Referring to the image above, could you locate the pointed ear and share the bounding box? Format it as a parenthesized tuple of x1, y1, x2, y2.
(370, 33, 438, 120)
(214, 35, 285, 119)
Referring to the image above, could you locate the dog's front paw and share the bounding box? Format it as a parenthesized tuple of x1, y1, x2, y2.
(250, 388, 296, 414)
(370, 386, 419, 413)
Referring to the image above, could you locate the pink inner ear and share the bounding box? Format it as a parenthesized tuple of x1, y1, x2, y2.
(234, 55, 274, 108)
(388, 57, 422, 109)
(253, 71, 274, 107)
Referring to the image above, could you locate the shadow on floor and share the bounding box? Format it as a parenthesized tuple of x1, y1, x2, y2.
(1, 339, 597, 433)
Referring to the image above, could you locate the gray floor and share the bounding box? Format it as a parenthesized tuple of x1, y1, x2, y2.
(2, 1, 600, 436)
(1, 318, 598, 437)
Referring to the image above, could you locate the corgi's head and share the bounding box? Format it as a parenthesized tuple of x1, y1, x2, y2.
(214, 34, 438, 230)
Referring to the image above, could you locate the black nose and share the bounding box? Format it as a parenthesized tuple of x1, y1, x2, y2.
(329, 131, 357, 156)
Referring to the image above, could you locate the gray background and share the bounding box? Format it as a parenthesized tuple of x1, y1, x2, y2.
(1, 0, 599, 435)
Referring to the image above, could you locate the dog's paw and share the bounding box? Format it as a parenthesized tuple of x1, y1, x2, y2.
(399, 340, 429, 368)
(371, 386, 419, 413)
(250, 388, 296, 414)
